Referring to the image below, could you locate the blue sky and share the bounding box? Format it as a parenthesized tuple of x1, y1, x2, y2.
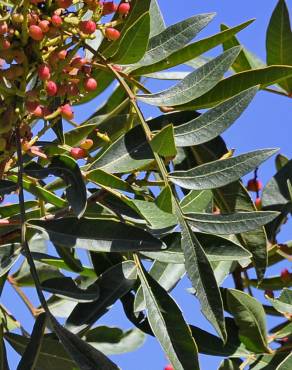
(2, 1, 292, 369)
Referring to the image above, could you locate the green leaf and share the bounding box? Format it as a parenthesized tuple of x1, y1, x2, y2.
(266, 0, 292, 92)
(218, 359, 241, 370)
(225, 288, 270, 353)
(89, 125, 154, 173)
(266, 288, 292, 314)
(275, 153, 289, 171)
(5, 333, 77, 370)
(0, 180, 17, 197)
(180, 190, 213, 213)
(186, 211, 279, 235)
(170, 149, 278, 190)
(137, 261, 199, 370)
(131, 13, 215, 68)
(0, 305, 20, 332)
(176, 66, 292, 109)
(86, 169, 134, 193)
(0, 243, 21, 278)
(41, 277, 100, 303)
(66, 261, 137, 333)
(176, 207, 226, 341)
(174, 87, 258, 147)
(24, 155, 87, 218)
(83, 326, 145, 355)
(29, 217, 166, 252)
(111, 12, 150, 65)
(134, 261, 185, 312)
(149, 0, 165, 37)
(248, 276, 292, 290)
(17, 313, 47, 370)
(249, 353, 291, 370)
(133, 20, 254, 76)
(277, 353, 292, 370)
(0, 325, 9, 370)
(150, 124, 177, 157)
(0, 201, 38, 218)
(156, 185, 173, 213)
(137, 47, 241, 107)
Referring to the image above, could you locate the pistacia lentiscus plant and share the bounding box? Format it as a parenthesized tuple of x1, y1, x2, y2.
(0, 0, 291, 369)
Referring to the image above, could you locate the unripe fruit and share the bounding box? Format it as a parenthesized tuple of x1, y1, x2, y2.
(70, 147, 87, 159)
(38, 64, 51, 80)
(118, 2, 130, 15)
(280, 268, 290, 282)
(57, 0, 72, 8)
(39, 20, 50, 33)
(105, 27, 120, 40)
(79, 20, 96, 34)
(46, 80, 58, 96)
(80, 139, 93, 150)
(12, 13, 24, 24)
(51, 14, 62, 28)
(29, 25, 44, 41)
(255, 197, 262, 209)
(57, 49, 67, 60)
(84, 77, 97, 91)
(102, 1, 118, 15)
(247, 179, 263, 192)
(0, 22, 8, 35)
(61, 103, 74, 120)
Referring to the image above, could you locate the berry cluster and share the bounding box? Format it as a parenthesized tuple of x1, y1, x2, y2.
(0, 1, 131, 161)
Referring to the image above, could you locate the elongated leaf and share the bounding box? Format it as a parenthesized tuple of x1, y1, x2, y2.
(24, 155, 87, 218)
(132, 13, 215, 68)
(149, 0, 165, 37)
(0, 243, 21, 278)
(137, 261, 199, 370)
(134, 261, 185, 312)
(186, 211, 278, 235)
(218, 359, 241, 370)
(176, 66, 292, 109)
(49, 315, 119, 370)
(180, 190, 213, 213)
(137, 47, 241, 106)
(0, 201, 37, 218)
(41, 277, 100, 303)
(174, 87, 258, 147)
(0, 325, 9, 370)
(266, 288, 292, 314)
(83, 326, 145, 355)
(249, 353, 291, 370)
(277, 353, 292, 370)
(86, 169, 134, 193)
(133, 20, 254, 76)
(111, 12, 150, 65)
(29, 218, 166, 252)
(0, 180, 17, 196)
(66, 261, 137, 333)
(225, 289, 270, 353)
(89, 125, 154, 173)
(266, 0, 292, 92)
(170, 149, 278, 190)
(248, 276, 292, 290)
(176, 204, 226, 341)
(17, 313, 47, 370)
(150, 124, 177, 157)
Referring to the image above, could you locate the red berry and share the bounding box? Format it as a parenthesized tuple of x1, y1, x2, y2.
(84, 77, 97, 91)
(57, 0, 72, 8)
(70, 147, 88, 159)
(280, 268, 290, 282)
(46, 80, 58, 96)
(51, 14, 62, 28)
(255, 197, 262, 209)
(247, 179, 263, 192)
(118, 2, 130, 15)
(105, 27, 120, 40)
(61, 103, 74, 120)
(39, 20, 50, 33)
(38, 64, 51, 80)
(29, 25, 44, 41)
(164, 365, 174, 370)
(80, 139, 93, 150)
(79, 20, 96, 34)
(0, 22, 8, 35)
(102, 1, 118, 15)
(57, 49, 67, 60)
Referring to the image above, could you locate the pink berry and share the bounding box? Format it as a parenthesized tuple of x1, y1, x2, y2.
(105, 27, 120, 40)
(39, 20, 50, 33)
(38, 64, 51, 80)
(29, 25, 44, 41)
(0, 22, 8, 35)
(102, 2, 118, 15)
(61, 103, 74, 120)
(51, 14, 62, 28)
(70, 147, 87, 159)
(46, 80, 58, 96)
(79, 20, 96, 34)
(118, 3, 130, 15)
(57, 0, 72, 8)
(84, 77, 97, 91)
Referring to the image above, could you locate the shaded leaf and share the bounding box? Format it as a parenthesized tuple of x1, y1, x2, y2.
(0, 243, 21, 278)
(218, 359, 241, 370)
(0, 180, 17, 197)
(150, 124, 177, 157)
(266, 288, 292, 315)
(86, 169, 134, 193)
(180, 190, 213, 213)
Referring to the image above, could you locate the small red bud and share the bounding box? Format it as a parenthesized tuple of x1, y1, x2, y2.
(70, 147, 88, 159)
(105, 27, 120, 40)
(46, 80, 58, 96)
(38, 64, 51, 80)
(280, 268, 290, 282)
(84, 77, 97, 91)
(164, 365, 174, 370)
(118, 3, 130, 15)
(247, 179, 263, 192)
(79, 20, 96, 34)
(255, 197, 262, 209)
(29, 25, 44, 41)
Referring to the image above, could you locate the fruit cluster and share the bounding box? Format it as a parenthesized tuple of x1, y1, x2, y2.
(0, 1, 130, 162)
